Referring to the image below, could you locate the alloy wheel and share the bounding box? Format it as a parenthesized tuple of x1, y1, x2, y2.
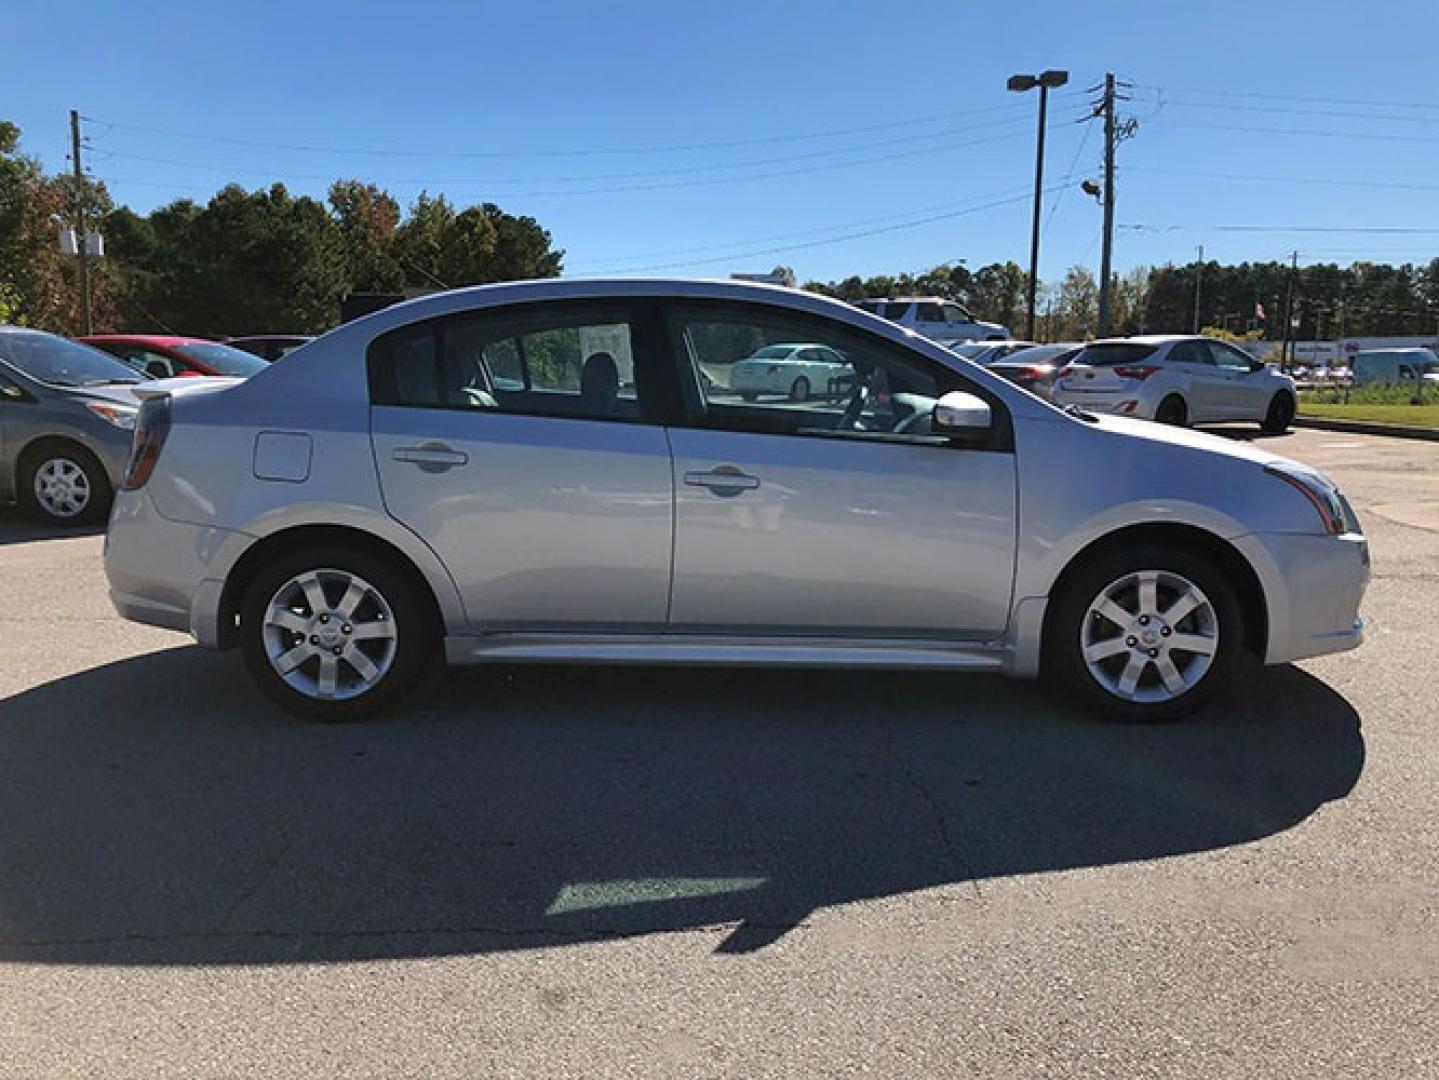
(261, 568, 400, 701)
(1080, 569, 1218, 703)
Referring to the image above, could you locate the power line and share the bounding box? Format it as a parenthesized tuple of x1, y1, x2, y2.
(1130, 94, 1439, 126)
(91, 124, 1052, 201)
(1128, 83, 1439, 112)
(573, 182, 1049, 268)
(584, 186, 1070, 275)
(1162, 120, 1439, 145)
(1123, 224, 1439, 234)
(92, 110, 1059, 187)
(1125, 165, 1439, 195)
(82, 96, 1081, 159)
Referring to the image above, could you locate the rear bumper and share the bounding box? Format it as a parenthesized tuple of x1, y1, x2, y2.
(1050, 386, 1156, 417)
(104, 489, 248, 647)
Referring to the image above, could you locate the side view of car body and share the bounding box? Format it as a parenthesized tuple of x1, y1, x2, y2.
(104, 280, 1367, 723)
(0, 327, 149, 524)
(81, 335, 269, 379)
(856, 297, 1009, 343)
(1051, 335, 1299, 431)
(726, 342, 851, 401)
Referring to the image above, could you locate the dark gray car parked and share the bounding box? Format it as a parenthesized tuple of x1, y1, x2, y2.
(0, 326, 147, 525)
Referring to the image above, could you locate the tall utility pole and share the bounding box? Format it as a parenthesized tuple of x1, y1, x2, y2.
(1289, 251, 1300, 371)
(1192, 244, 1204, 333)
(69, 109, 93, 335)
(1008, 70, 1069, 342)
(1097, 74, 1117, 335)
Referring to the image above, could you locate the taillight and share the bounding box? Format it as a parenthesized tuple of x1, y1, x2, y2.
(121, 395, 172, 490)
(1113, 365, 1159, 380)
(1057, 366, 1074, 379)
(1021, 366, 1048, 380)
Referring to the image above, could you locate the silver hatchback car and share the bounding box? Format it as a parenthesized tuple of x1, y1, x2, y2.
(104, 280, 1369, 722)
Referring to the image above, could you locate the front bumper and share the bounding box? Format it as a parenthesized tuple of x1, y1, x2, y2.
(1238, 530, 1370, 664)
(105, 489, 249, 647)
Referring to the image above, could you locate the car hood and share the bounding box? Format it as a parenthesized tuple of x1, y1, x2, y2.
(1087, 413, 1299, 471)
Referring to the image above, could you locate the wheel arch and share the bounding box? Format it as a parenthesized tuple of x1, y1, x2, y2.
(1038, 521, 1269, 671)
(216, 523, 450, 650)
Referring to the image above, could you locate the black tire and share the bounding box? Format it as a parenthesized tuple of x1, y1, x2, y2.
(789, 377, 811, 403)
(1262, 392, 1296, 434)
(239, 544, 438, 721)
(1044, 542, 1248, 723)
(18, 440, 113, 526)
(1155, 395, 1188, 427)
(739, 391, 759, 402)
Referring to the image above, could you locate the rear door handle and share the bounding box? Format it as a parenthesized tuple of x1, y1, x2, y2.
(684, 467, 761, 495)
(393, 443, 469, 469)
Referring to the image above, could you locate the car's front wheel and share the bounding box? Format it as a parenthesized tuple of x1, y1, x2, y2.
(20, 441, 112, 526)
(239, 545, 436, 721)
(1046, 543, 1247, 722)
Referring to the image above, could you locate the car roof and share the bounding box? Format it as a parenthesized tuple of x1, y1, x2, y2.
(80, 334, 213, 347)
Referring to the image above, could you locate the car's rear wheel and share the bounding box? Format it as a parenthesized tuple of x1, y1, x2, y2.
(1155, 395, 1188, 426)
(19, 441, 112, 526)
(1262, 392, 1296, 434)
(739, 391, 758, 401)
(789, 377, 811, 402)
(239, 545, 436, 721)
(1045, 543, 1246, 722)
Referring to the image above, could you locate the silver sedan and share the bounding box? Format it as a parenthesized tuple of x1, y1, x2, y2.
(104, 279, 1369, 722)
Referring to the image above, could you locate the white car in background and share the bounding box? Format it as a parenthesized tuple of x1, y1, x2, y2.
(856, 298, 1009, 344)
(728, 343, 851, 402)
(1052, 335, 1298, 432)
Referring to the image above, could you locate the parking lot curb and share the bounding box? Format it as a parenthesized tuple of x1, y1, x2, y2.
(1295, 416, 1439, 442)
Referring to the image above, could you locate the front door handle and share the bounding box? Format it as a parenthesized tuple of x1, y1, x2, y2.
(393, 443, 469, 470)
(684, 466, 761, 496)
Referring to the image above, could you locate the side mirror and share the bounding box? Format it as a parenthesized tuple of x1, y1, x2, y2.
(932, 390, 992, 438)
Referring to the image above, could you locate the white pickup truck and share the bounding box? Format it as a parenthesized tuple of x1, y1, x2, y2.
(857, 297, 1008, 344)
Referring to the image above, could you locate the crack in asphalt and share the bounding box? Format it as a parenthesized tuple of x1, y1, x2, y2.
(881, 724, 982, 901)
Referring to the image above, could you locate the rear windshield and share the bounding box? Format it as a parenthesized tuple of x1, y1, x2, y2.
(173, 342, 269, 377)
(997, 344, 1078, 367)
(751, 345, 795, 359)
(1069, 343, 1159, 367)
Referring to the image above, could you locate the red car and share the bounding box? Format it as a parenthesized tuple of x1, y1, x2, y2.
(79, 335, 269, 379)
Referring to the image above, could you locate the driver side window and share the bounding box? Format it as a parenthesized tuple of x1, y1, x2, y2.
(667, 304, 957, 443)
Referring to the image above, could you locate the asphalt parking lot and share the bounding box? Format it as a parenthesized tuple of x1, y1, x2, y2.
(0, 426, 1435, 1078)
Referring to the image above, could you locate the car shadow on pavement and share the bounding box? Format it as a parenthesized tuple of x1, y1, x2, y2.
(0, 509, 104, 546)
(0, 648, 1363, 964)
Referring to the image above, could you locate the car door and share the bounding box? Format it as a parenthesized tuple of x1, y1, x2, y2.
(1166, 340, 1225, 421)
(1205, 341, 1271, 419)
(0, 368, 25, 503)
(368, 300, 674, 632)
(661, 301, 1017, 639)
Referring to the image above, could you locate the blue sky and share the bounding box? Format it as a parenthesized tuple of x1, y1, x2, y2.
(7, 1, 1439, 285)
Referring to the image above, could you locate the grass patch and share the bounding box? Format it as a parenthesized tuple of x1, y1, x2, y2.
(1298, 402, 1439, 428)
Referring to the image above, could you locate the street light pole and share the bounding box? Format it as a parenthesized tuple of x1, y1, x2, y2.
(1008, 69, 1068, 342)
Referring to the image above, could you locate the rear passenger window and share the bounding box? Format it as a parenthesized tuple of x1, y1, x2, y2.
(369, 305, 649, 422)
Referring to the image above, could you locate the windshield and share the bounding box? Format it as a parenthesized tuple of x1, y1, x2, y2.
(0, 331, 146, 386)
(1069, 343, 1159, 367)
(174, 342, 269, 377)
